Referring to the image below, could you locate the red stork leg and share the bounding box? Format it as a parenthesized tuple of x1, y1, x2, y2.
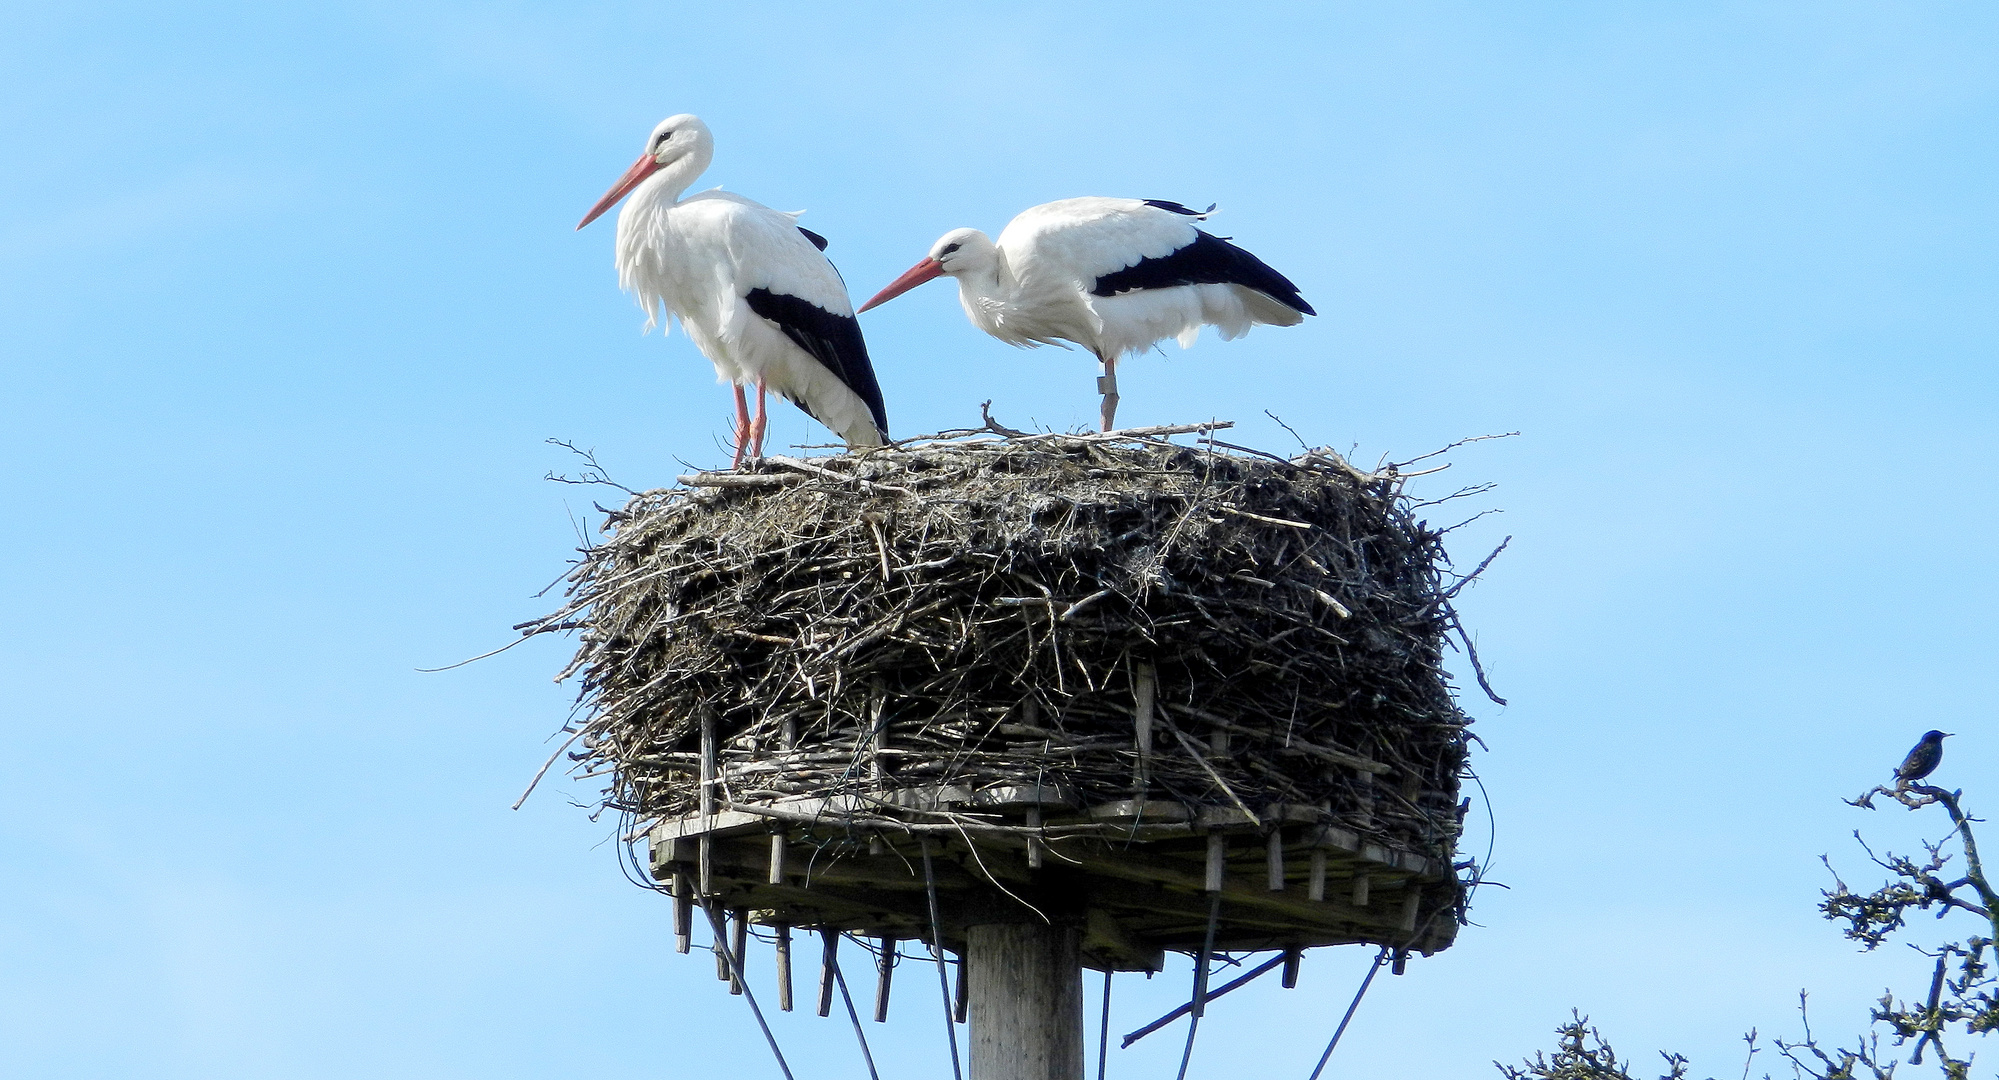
(1096, 353, 1120, 432)
(749, 376, 770, 460)
(730, 383, 753, 470)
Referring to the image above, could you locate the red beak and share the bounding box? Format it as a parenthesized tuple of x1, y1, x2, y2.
(576, 152, 660, 230)
(858, 257, 945, 313)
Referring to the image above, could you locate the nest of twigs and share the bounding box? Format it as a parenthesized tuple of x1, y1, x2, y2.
(531, 420, 1495, 864)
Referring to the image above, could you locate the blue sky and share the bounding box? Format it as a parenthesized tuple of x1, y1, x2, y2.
(3, 2, 1995, 1076)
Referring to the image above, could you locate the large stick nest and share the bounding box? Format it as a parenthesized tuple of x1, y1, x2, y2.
(534, 422, 1493, 866)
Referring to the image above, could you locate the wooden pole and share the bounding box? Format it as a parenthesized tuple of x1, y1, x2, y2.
(776, 924, 794, 1012)
(817, 928, 839, 1018)
(729, 907, 748, 995)
(967, 922, 1084, 1080)
(1131, 664, 1155, 792)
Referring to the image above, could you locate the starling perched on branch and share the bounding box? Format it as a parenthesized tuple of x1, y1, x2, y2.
(1893, 730, 1951, 785)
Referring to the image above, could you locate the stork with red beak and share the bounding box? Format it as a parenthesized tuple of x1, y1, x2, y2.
(859, 198, 1313, 431)
(578, 114, 888, 466)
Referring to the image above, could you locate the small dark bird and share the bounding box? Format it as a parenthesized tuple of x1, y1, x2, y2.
(1893, 730, 1952, 785)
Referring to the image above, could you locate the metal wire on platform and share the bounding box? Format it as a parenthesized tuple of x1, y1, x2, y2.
(700, 901, 797, 1080)
(1304, 947, 1390, 1080)
(832, 948, 882, 1080)
(920, 839, 965, 1080)
(1174, 891, 1224, 1080)
(1097, 970, 1113, 1080)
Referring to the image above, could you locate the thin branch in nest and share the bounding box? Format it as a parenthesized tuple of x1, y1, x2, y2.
(544, 438, 638, 496)
(1387, 431, 1520, 472)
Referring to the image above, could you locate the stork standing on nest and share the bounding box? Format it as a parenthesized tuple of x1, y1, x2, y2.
(858, 197, 1313, 431)
(578, 114, 889, 467)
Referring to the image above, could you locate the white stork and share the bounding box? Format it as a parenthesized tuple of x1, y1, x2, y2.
(859, 197, 1313, 431)
(577, 114, 888, 466)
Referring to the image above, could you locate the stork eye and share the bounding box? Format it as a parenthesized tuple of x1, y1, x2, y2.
(941, 242, 961, 255)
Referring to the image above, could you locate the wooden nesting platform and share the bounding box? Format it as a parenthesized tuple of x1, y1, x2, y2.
(655, 792, 1455, 972)
(645, 778, 1459, 973)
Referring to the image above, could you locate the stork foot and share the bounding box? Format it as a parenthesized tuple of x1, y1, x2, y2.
(1096, 359, 1120, 432)
(748, 378, 770, 461)
(730, 384, 753, 470)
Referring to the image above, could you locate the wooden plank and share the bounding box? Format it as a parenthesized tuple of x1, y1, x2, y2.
(1083, 800, 1189, 824)
(973, 783, 1076, 809)
(1196, 806, 1261, 831)
(1204, 833, 1226, 893)
(1352, 873, 1370, 909)
(1083, 908, 1164, 973)
(1266, 830, 1286, 891)
(768, 830, 787, 885)
(1307, 850, 1326, 902)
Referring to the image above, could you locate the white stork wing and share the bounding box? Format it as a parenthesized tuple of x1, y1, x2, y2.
(675, 193, 888, 438)
(997, 197, 1206, 302)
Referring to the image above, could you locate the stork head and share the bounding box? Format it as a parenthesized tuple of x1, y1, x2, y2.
(577, 114, 715, 230)
(858, 229, 996, 312)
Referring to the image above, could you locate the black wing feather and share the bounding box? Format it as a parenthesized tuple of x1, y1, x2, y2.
(1089, 229, 1315, 317)
(797, 227, 830, 251)
(743, 287, 890, 438)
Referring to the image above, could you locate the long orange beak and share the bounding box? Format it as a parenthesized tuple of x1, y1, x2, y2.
(858, 258, 945, 312)
(576, 152, 660, 230)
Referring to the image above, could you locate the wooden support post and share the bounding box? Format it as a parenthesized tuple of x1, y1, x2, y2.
(1352, 872, 1371, 909)
(672, 871, 693, 954)
(1204, 832, 1226, 893)
(1281, 947, 1302, 989)
(714, 911, 732, 982)
(1266, 830, 1285, 891)
(699, 712, 717, 895)
(1026, 806, 1044, 870)
(729, 907, 748, 995)
(869, 689, 890, 789)
(768, 830, 787, 885)
(775, 924, 794, 1012)
(817, 928, 838, 1018)
(1132, 664, 1155, 792)
(1400, 889, 1421, 933)
(1307, 849, 1327, 902)
(954, 952, 968, 1025)
(968, 922, 1085, 1080)
(874, 936, 894, 1023)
